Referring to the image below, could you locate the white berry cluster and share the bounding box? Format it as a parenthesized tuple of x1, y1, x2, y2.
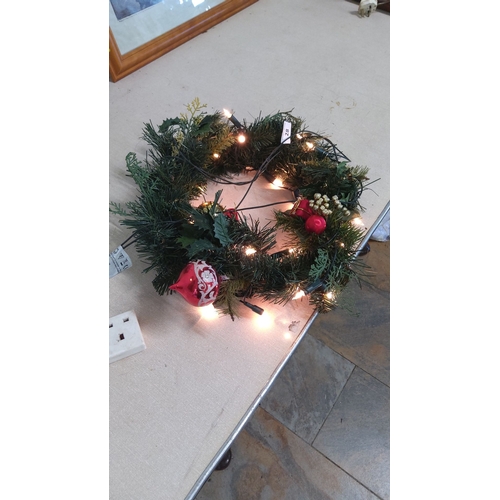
(332, 195, 351, 216)
(309, 193, 350, 217)
(309, 193, 333, 216)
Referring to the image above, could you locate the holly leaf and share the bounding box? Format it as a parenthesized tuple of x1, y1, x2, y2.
(177, 235, 198, 249)
(210, 190, 224, 216)
(158, 117, 181, 133)
(336, 161, 348, 176)
(186, 238, 217, 259)
(185, 207, 212, 231)
(193, 115, 216, 137)
(214, 214, 233, 247)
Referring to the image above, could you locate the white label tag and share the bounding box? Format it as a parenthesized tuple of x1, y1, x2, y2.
(281, 120, 292, 144)
(109, 246, 132, 278)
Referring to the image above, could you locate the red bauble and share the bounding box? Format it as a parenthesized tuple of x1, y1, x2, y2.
(305, 215, 327, 234)
(223, 208, 239, 221)
(291, 198, 313, 220)
(169, 260, 219, 307)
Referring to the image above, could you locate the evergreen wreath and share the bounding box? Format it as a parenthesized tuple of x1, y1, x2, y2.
(110, 99, 374, 320)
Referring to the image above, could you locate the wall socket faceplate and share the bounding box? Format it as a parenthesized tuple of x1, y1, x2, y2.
(109, 310, 146, 363)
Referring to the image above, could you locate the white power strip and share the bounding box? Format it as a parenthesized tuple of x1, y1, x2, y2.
(109, 310, 146, 363)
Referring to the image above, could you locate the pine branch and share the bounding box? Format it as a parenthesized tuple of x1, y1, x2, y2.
(213, 278, 248, 320)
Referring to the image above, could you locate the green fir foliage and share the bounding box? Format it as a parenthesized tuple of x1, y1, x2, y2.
(110, 100, 374, 318)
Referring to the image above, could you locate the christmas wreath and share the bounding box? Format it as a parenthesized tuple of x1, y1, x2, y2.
(110, 99, 374, 319)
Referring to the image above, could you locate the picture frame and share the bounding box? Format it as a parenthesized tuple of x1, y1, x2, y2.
(109, 0, 258, 82)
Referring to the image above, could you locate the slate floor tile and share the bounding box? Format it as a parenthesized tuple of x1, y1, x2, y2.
(313, 368, 390, 499)
(260, 333, 354, 444)
(309, 241, 390, 386)
(195, 407, 380, 500)
(361, 240, 390, 293)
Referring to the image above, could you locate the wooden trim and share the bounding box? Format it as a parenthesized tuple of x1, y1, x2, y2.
(110, 0, 258, 82)
(378, 1, 390, 13)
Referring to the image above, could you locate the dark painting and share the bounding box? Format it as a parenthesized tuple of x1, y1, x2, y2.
(111, 0, 164, 21)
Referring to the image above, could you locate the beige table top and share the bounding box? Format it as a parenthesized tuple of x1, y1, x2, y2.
(109, 1, 389, 498)
(110, 175, 319, 499)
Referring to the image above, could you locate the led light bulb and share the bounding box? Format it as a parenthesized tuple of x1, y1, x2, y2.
(224, 108, 243, 129)
(213, 153, 220, 159)
(351, 217, 365, 229)
(237, 134, 246, 144)
(200, 304, 218, 320)
(254, 311, 272, 328)
(245, 247, 257, 256)
(272, 178, 283, 188)
(293, 290, 305, 300)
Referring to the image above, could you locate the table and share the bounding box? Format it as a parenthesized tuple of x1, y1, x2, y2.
(110, 174, 320, 499)
(109, 1, 389, 498)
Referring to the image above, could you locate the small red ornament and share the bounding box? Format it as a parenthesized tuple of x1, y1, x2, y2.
(291, 198, 313, 220)
(305, 215, 327, 234)
(169, 260, 219, 307)
(223, 208, 239, 221)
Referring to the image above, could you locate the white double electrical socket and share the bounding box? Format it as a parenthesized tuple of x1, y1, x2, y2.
(109, 310, 146, 363)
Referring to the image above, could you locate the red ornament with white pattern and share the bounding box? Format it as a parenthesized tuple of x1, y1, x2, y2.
(169, 260, 219, 307)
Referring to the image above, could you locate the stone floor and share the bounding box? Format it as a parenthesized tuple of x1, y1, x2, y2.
(195, 240, 390, 500)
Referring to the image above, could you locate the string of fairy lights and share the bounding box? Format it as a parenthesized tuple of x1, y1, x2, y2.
(112, 104, 371, 317)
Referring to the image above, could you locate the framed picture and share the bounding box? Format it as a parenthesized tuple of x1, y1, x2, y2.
(109, 0, 258, 82)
